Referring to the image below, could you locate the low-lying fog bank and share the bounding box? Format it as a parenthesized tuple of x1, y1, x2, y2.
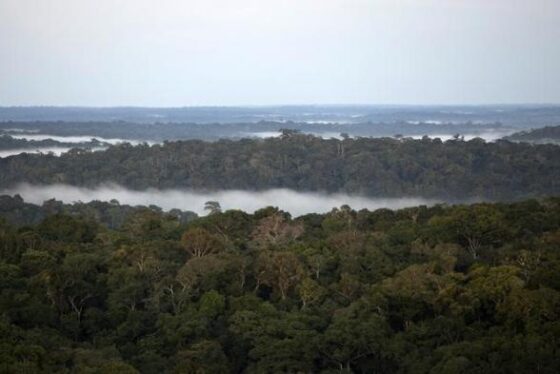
(0, 147, 107, 158)
(1, 184, 442, 216)
(3, 126, 516, 145)
(8, 133, 154, 146)
(409, 130, 516, 142)
(243, 129, 516, 142)
(0, 148, 71, 158)
(242, 131, 346, 140)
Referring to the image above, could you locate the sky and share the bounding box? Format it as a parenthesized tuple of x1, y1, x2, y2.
(0, 0, 559, 106)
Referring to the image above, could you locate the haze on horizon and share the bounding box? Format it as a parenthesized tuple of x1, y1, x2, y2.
(1, 0, 559, 107)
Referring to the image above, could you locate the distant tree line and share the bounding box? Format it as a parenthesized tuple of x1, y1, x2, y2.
(0, 135, 559, 200)
(0, 120, 511, 141)
(0, 134, 108, 150)
(505, 125, 560, 144)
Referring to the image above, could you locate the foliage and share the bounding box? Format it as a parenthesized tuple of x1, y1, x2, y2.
(1, 135, 559, 199)
(505, 125, 560, 144)
(1, 198, 560, 372)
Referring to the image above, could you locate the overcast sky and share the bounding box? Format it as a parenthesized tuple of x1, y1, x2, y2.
(1, 0, 559, 106)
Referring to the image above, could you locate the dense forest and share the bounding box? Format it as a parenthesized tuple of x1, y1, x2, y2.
(1, 197, 560, 373)
(2, 1, 560, 372)
(1, 134, 559, 200)
(505, 126, 560, 144)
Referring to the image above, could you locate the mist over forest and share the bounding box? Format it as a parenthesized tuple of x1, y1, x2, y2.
(1, 129, 559, 204)
(1, 105, 560, 374)
(2, 0, 560, 370)
(0, 183, 442, 217)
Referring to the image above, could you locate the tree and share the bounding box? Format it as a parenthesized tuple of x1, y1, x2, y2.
(204, 201, 222, 215)
(181, 228, 222, 258)
(175, 255, 229, 301)
(427, 205, 511, 259)
(321, 301, 393, 372)
(37, 214, 97, 243)
(251, 213, 304, 249)
(174, 340, 229, 373)
(298, 278, 325, 308)
(255, 251, 306, 300)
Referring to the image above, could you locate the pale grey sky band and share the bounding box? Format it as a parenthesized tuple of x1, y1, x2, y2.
(1, 0, 559, 106)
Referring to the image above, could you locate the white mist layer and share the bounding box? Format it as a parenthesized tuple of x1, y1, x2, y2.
(242, 131, 282, 138)
(9, 134, 152, 145)
(0, 148, 70, 158)
(243, 131, 345, 140)
(244, 131, 515, 142)
(409, 130, 515, 142)
(0, 184, 441, 217)
(0, 147, 107, 158)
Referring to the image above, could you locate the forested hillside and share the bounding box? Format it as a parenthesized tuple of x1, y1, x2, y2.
(505, 126, 560, 144)
(1, 198, 560, 373)
(1, 134, 559, 200)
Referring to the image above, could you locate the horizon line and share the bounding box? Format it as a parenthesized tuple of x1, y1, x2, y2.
(1, 103, 560, 109)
